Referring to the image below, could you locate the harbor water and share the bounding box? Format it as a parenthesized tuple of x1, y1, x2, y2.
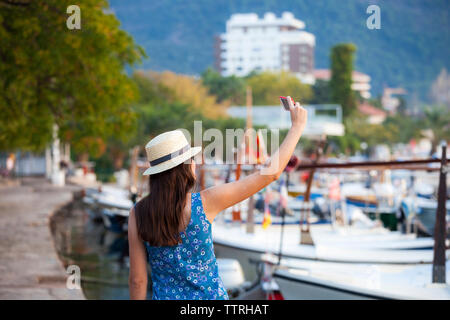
(50, 200, 151, 299)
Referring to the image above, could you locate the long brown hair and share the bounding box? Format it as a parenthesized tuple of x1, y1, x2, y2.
(134, 162, 196, 247)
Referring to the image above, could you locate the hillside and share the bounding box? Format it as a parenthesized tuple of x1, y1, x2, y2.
(109, 0, 449, 100)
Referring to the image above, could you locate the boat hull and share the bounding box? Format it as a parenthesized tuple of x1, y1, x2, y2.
(212, 224, 447, 282)
(273, 270, 384, 300)
(214, 242, 264, 283)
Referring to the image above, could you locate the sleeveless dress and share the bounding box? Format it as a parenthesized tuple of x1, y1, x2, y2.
(143, 192, 229, 300)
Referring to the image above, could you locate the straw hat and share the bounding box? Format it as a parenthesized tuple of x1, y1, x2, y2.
(143, 130, 201, 175)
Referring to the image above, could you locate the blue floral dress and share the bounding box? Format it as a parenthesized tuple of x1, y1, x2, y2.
(144, 192, 229, 300)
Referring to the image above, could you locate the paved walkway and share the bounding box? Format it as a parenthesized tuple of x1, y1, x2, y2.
(0, 178, 85, 299)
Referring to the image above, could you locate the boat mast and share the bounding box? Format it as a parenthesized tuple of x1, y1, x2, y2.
(300, 137, 326, 245)
(432, 143, 447, 283)
(231, 161, 242, 221)
(233, 86, 253, 222)
(245, 86, 256, 233)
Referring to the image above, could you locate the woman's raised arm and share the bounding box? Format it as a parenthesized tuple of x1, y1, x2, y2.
(201, 97, 307, 223)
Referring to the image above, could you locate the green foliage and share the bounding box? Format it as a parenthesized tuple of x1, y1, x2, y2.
(134, 70, 227, 118)
(330, 43, 357, 118)
(329, 103, 450, 155)
(310, 79, 331, 104)
(131, 71, 247, 148)
(200, 69, 313, 106)
(396, 97, 408, 116)
(201, 68, 246, 105)
(136, 102, 202, 143)
(383, 115, 422, 144)
(367, 96, 383, 109)
(245, 71, 312, 105)
(329, 110, 404, 155)
(348, 116, 399, 146)
(92, 149, 116, 182)
(422, 105, 450, 151)
(0, 0, 145, 155)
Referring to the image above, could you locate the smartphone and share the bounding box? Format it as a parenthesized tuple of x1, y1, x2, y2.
(280, 96, 294, 110)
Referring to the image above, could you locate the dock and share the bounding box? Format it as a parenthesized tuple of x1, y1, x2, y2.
(0, 178, 85, 299)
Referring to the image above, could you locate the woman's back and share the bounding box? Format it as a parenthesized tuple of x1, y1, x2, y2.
(143, 192, 228, 300)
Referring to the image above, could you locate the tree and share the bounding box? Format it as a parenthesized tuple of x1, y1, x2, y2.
(310, 79, 331, 104)
(328, 117, 396, 155)
(0, 0, 145, 156)
(134, 70, 227, 119)
(201, 68, 246, 105)
(383, 115, 422, 143)
(330, 43, 357, 117)
(131, 71, 247, 146)
(422, 105, 450, 154)
(367, 96, 383, 109)
(396, 96, 408, 116)
(245, 71, 312, 105)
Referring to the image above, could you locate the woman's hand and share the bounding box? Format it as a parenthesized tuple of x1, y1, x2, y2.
(286, 96, 307, 131)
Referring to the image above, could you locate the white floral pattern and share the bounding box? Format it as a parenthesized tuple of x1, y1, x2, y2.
(144, 192, 229, 300)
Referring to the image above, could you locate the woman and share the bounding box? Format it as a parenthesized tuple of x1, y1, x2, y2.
(128, 97, 307, 300)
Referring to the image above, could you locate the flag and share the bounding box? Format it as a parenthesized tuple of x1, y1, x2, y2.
(262, 185, 272, 229)
(256, 129, 268, 165)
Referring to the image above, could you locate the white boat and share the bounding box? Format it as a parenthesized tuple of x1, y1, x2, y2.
(82, 185, 133, 213)
(212, 222, 450, 282)
(272, 256, 450, 300)
(81, 185, 132, 232)
(96, 193, 133, 211)
(309, 223, 442, 250)
(82, 185, 133, 210)
(401, 196, 450, 236)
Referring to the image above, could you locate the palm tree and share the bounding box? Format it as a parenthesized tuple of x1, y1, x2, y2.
(422, 105, 450, 155)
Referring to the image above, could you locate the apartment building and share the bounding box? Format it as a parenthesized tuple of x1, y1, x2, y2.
(215, 12, 315, 84)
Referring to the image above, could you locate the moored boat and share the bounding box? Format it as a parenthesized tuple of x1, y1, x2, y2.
(272, 256, 450, 300)
(212, 222, 449, 282)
